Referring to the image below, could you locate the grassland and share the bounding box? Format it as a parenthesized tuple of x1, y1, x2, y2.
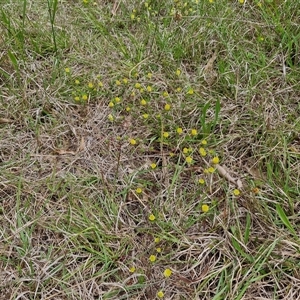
(0, 0, 300, 299)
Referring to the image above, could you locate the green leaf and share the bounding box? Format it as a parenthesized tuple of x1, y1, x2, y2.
(276, 204, 296, 235)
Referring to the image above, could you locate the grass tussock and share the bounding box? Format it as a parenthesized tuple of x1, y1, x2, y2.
(1, 0, 300, 299)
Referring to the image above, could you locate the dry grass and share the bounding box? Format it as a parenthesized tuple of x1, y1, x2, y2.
(1, 0, 300, 299)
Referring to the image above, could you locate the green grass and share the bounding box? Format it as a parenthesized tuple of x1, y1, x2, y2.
(1, 0, 300, 299)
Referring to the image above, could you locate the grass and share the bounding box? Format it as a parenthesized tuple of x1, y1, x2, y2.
(0, 0, 300, 299)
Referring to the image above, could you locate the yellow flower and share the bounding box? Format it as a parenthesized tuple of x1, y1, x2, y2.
(135, 83, 141, 89)
(164, 103, 171, 111)
(169, 152, 175, 157)
(115, 80, 121, 86)
(126, 106, 131, 112)
(198, 178, 205, 184)
(140, 99, 147, 106)
(163, 132, 169, 138)
(154, 237, 160, 243)
(156, 247, 162, 253)
(115, 97, 121, 103)
(157, 291, 164, 298)
(233, 189, 240, 196)
(150, 163, 157, 169)
(130, 13, 135, 20)
(149, 254, 156, 262)
(183, 147, 189, 154)
(175, 69, 181, 76)
(191, 129, 197, 136)
(239, 0, 244, 3)
(75, 79, 80, 84)
(129, 266, 136, 273)
(162, 91, 169, 97)
(149, 214, 156, 221)
(187, 88, 194, 95)
(136, 187, 143, 194)
(74, 96, 80, 101)
(209, 0, 214, 3)
(147, 72, 152, 79)
(175, 128, 182, 135)
(129, 138, 137, 145)
(65, 67, 70, 73)
(143, 113, 149, 119)
(147, 85, 152, 92)
(82, 94, 88, 101)
(163, 268, 172, 278)
(123, 78, 128, 84)
(185, 156, 193, 164)
(201, 139, 208, 145)
(98, 81, 103, 87)
(88, 82, 94, 88)
(108, 114, 114, 121)
(212, 156, 220, 164)
(176, 87, 182, 92)
(201, 204, 209, 212)
(199, 147, 207, 157)
(252, 187, 260, 194)
(208, 167, 215, 173)
(108, 101, 114, 108)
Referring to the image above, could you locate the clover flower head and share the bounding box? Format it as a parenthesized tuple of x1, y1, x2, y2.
(185, 156, 193, 164)
(126, 106, 131, 112)
(129, 266, 136, 273)
(150, 163, 157, 169)
(136, 187, 143, 194)
(115, 97, 121, 103)
(164, 103, 171, 111)
(198, 178, 205, 184)
(123, 78, 128, 84)
(115, 80, 121, 86)
(199, 147, 207, 157)
(187, 88, 194, 95)
(65, 67, 70, 73)
(201, 204, 209, 212)
(149, 254, 156, 262)
(74, 96, 80, 101)
(162, 91, 169, 97)
(163, 132, 169, 138)
(156, 247, 162, 253)
(98, 81, 103, 87)
(191, 129, 198, 136)
(135, 83, 141, 89)
(88, 82, 94, 88)
(108, 114, 114, 121)
(208, 167, 215, 173)
(129, 138, 137, 145)
(233, 189, 240, 196)
(163, 268, 172, 278)
(82, 94, 88, 101)
(147, 72, 152, 79)
(108, 101, 114, 108)
(154, 237, 160, 243)
(140, 99, 147, 106)
(212, 156, 220, 164)
(176, 127, 183, 134)
(143, 113, 149, 119)
(75, 79, 80, 84)
(147, 85, 152, 92)
(175, 69, 181, 76)
(157, 291, 164, 298)
(149, 214, 156, 221)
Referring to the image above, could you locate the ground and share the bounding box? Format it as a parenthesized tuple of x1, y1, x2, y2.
(0, 0, 300, 299)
